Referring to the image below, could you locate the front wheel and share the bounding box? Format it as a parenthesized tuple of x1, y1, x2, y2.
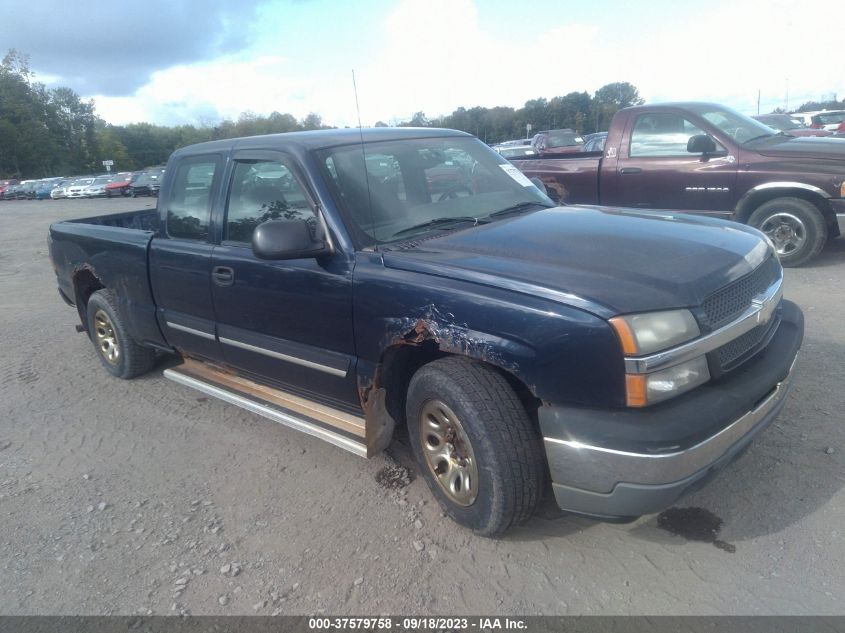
(748, 197, 827, 267)
(406, 357, 546, 536)
(86, 290, 156, 379)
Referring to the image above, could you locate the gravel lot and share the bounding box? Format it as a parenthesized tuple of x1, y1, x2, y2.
(1, 197, 844, 616)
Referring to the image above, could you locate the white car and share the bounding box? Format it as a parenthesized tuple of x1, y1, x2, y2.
(65, 178, 95, 198)
(50, 180, 71, 199)
(82, 176, 115, 198)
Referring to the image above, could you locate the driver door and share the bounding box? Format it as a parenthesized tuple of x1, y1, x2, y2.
(607, 111, 738, 216)
(210, 151, 358, 408)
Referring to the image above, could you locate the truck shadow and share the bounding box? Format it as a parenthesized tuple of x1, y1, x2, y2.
(629, 334, 845, 545)
(807, 237, 845, 268)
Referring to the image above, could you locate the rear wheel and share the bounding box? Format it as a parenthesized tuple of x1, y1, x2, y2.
(406, 357, 546, 536)
(86, 290, 156, 379)
(748, 197, 827, 267)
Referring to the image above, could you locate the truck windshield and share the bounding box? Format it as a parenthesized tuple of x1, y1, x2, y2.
(687, 104, 778, 145)
(318, 136, 553, 246)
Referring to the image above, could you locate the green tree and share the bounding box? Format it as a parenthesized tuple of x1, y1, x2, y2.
(593, 82, 644, 132)
(399, 111, 430, 127)
(300, 112, 325, 130)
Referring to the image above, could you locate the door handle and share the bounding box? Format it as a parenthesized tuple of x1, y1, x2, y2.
(620, 167, 642, 175)
(212, 266, 234, 286)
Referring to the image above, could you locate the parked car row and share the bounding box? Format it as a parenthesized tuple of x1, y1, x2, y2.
(753, 114, 832, 137)
(0, 168, 166, 201)
(790, 109, 845, 131)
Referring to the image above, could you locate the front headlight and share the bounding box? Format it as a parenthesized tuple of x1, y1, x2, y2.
(609, 309, 700, 355)
(625, 356, 711, 407)
(610, 309, 709, 407)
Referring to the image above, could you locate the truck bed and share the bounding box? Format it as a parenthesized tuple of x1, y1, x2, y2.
(65, 208, 160, 231)
(510, 153, 602, 205)
(48, 208, 164, 348)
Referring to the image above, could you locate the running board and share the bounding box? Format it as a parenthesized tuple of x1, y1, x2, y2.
(164, 359, 369, 458)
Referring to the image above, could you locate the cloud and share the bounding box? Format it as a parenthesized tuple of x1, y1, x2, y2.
(93, 55, 317, 125)
(0, 0, 264, 96)
(77, 0, 845, 127)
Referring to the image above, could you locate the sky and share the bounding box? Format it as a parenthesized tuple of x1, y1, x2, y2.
(0, 0, 840, 128)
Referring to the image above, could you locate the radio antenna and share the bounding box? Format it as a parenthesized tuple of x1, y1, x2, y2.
(352, 69, 376, 246)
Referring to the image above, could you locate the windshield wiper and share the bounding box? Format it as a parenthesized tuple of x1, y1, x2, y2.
(487, 201, 554, 218)
(742, 133, 777, 144)
(391, 216, 481, 239)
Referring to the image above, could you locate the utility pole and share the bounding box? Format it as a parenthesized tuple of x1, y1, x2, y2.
(785, 78, 789, 113)
(757, 89, 761, 115)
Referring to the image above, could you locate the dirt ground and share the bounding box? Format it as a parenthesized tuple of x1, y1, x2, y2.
(1, 198, 843, 616)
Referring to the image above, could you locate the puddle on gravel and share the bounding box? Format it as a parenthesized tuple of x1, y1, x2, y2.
(657, 507, 736, 553)
(375, 465, 412, 490)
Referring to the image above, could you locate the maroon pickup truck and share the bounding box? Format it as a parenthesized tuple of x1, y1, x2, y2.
(512, 102, 845, 266)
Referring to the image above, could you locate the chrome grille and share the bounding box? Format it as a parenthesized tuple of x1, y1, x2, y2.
(702, 256, 780, 330)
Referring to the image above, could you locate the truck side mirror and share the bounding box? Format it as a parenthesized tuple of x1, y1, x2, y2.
(687, 134, 717, 154)
(251, 218, 329, 260)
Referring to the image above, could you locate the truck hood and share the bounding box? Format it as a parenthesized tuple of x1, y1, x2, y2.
(382, 206, 771, 317)
(754, 135, 845, 160)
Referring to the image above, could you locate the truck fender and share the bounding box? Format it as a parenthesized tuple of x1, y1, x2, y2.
(357, 304, 538, 452)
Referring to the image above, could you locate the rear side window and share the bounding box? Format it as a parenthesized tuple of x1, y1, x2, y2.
(630, 114, 713, 157)
(167, 156, 220, 240)
(224, 160, 318, 244)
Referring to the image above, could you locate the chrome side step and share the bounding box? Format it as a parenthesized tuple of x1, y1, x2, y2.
(163, 359, 368, 458)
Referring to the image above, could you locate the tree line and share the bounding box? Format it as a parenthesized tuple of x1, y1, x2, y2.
(0, 50, 330, 180)
(391, 81, 645, 144)
(1, 47, 841, 180)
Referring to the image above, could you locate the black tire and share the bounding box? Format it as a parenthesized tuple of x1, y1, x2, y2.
(748, 197, 827, 267)
(86, 289, 156, 379)
(406, 356, 546, 536)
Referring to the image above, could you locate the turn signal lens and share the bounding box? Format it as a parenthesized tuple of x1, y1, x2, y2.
(625, 374, 648, 407)
(609, 316, 638, 355)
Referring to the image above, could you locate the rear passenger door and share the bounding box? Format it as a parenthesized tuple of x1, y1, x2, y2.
(150, 154, 224, 360)
(210, 151, 358, 408)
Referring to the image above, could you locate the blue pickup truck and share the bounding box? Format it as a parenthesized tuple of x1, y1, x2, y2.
(48, 128, 803, 535)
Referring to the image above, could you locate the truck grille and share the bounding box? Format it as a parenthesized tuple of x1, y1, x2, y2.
(714, 316, 780, 371)
(701, 256, 780, 330)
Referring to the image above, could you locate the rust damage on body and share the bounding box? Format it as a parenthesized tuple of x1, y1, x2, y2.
(358, 378, 394, 456)
(358, 305, 523, 455)
(383, 304, 517, 369)
(71, 263, 103, 332)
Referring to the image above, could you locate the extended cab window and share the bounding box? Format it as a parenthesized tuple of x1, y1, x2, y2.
(167, 157, 219, 240)
(225, 160, 317, 244)
(630, 114, 719, 157)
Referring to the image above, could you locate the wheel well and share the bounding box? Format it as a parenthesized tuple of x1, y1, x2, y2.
(376, 344, 540, 436)
(736, 188, 834, 232)
(72, 269, 104, 332)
